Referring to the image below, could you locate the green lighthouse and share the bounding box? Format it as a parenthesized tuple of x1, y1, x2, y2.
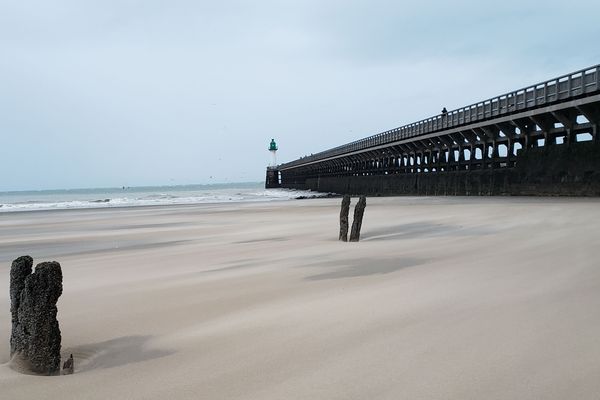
(268, 138, 278, 166)
(266, 138, 280, 188)
(269, 139, 278, 151)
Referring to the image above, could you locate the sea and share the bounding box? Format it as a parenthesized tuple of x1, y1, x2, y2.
(0, 182, 330, 213)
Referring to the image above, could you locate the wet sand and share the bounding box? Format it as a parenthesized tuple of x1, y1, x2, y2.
(1, 196, 600, 399)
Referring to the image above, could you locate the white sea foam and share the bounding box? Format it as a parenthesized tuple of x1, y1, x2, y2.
(0, 184, 333, 213)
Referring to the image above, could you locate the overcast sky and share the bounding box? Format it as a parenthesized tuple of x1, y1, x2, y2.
(1, 0, 599, 190)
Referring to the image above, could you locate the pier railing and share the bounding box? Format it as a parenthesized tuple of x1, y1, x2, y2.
(280, 65, 600, 169)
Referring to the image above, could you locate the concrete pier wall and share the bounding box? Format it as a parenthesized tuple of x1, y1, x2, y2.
(265, 168, 280, 189)
(282, 142, 600, 196)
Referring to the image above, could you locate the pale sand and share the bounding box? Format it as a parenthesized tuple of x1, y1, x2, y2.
(1, 197, 600, 399)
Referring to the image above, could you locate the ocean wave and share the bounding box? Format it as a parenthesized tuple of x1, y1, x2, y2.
(138, 194, 179, 200)
(0, 188, 333, 213)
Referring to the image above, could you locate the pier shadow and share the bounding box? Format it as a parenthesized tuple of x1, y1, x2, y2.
(305, 257, 423, 281)
(63, 335, 174, 373)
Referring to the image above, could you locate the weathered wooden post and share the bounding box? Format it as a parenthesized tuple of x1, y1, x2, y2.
(349, 195, 366, 242)
(10, 256, 32, 357)
(10, 257, 63, 375)
(339, 195, 351, 241)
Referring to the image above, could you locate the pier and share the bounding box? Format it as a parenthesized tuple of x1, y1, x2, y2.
(272, 65, 600, 196)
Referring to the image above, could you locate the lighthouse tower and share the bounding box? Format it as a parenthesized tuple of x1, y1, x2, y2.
(268, 138, 278, 166)
(265, 139, 280, 188)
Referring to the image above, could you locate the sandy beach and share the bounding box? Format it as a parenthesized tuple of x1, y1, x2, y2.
(2, 196, 600, 399)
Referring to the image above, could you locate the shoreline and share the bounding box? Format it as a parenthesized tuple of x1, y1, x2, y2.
(0, 190, 338, 215)
(1, 193, 599, 215)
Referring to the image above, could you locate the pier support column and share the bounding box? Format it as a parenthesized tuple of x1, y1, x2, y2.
(469, 145, 475, 169)
(523, 132, 531, 149)
(447, 148, 454, 170)
(491, 141, 499, 168)
(427, 150, 434, 171)
(543, 131, 552, 146)
(565, 128, 575, 145)
(478, 144, 485, 169)
(482, 143, 489, 169)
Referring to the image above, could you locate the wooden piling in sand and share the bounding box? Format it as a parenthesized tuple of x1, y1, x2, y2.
(349, 196, 366, 242)
(339, 195, 351, 241)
